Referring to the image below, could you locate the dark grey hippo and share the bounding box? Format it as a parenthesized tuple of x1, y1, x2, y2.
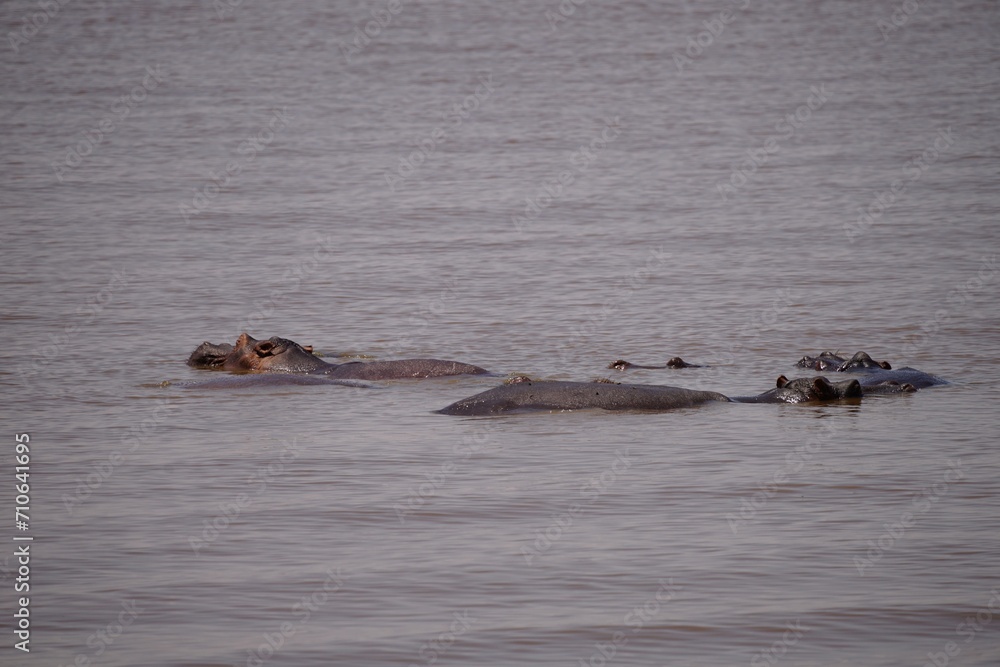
(437, 375, 862, 416)
(795, 351, 946, 391)
(608, 356, 703, 370)
(188, 333, 488, 380)
(796, 350, 889, 372)
(733, 375, 863, 404)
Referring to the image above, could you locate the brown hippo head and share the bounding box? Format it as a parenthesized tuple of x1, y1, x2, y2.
(222, 333, 328, 373)
(187, 341, 235, 368)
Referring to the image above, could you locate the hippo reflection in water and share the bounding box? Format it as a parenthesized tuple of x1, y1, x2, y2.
(188, 334, 488, 380)
(437, 375, 863, 416)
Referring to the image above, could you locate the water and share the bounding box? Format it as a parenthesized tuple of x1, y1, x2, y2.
(2, 0, 999, 665)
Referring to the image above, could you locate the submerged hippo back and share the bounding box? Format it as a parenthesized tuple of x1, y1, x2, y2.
(438, 380, 731, 416)
(853, 367, 947, 390)
(329, 359, 489, 380)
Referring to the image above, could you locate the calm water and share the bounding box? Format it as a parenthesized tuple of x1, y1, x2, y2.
(2, 0, 1000, 665)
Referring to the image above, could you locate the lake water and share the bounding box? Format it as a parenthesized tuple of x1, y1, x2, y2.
(2, 0, 999, 665)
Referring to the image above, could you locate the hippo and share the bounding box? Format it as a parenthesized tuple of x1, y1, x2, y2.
(795, 351, 946, 391)
(187, 341, 235, 368)
(733, 375, 863, 404)
(796, 351, 885, 371)
(188, 334, 488, 380)
(608, 357, 702, 370)
(437, 375, 862, 416)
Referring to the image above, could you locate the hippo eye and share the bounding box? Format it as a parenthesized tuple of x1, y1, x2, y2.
(254, 340, 276, 356)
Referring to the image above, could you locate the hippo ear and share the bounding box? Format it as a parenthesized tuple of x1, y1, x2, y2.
(879, 361, 892, 370)
(302, 345, 314, 354)
(776, 375, 789, 388)
(254, 340, 276, 357)
(235, 333, 257, 348)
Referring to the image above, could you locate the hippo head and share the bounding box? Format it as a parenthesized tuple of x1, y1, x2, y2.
(222, 333, 326, 373)
(771, 375, 863, 403)
(187, 341, 235, 368)
(836, 351, 891, 371)
(795, 351, 845, 371)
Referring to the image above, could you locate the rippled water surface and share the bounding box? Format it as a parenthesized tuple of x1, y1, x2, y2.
(3, 1, 1000, 665)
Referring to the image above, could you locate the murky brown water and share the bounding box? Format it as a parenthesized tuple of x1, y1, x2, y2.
(2, 1, 999, 665)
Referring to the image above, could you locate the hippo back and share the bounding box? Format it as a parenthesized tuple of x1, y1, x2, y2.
(438, 380, 730, 416)
(329, 359, 489, 380)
